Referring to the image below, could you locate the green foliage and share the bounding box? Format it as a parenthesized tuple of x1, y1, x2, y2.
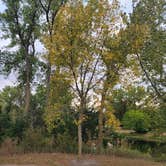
(29, 85, 47, 128)
(0, 0, 165, 157)
(0, 0, 42, 112)
(122, 110, 151, 133)
(10, 114, 28, 141)
(21, 128, 50, 152)
(112, 86, 147, 120)
(55, 132, 77, 153)
(110, 147, 151, 159)
(145, 109, 164, 130)
(0, 111, 27, 143)
(21, 128, 77, 153)
(127, 0, 166, 102)
(158, 104, 166, 128)
(0, 86, 23, 113)
(0, 112, 11, 142)
(0, 0, 40, 82)
(0, 86, 28, 141)
(44, 72, 73, 133)
(82, 109, 98, 142)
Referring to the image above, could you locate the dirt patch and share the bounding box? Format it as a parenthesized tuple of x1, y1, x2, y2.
(0, 153, 164, 166)
(0, 165, 37, 166)
(70, 159, 98, 166)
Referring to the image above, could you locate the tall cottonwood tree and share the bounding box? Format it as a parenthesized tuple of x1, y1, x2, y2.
(44, 0, 101, 155)
(97, 32, 127, 151)
(0, 0, 40, 113)
(85, 0, 125, 151)
(124, 0, 166, 102)
(44, 0, 122, 155)
(39, 0, 68, 105)
(44, 0, 103, 155)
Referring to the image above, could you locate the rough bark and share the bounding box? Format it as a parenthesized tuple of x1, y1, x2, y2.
(98, 79, 109, 152)
(24, 51, 31, 113)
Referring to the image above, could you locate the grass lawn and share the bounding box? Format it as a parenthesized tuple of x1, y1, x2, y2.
(0, 153, 165, 166)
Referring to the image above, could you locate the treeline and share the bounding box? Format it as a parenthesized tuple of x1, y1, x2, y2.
(0, 0, 165, 155)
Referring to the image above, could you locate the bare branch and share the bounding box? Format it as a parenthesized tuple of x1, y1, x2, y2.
(85, 55, 100, 97)
(136, 53, 164, 101)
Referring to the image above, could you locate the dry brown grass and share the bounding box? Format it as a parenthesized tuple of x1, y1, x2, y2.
(0, 138, 18, 155)
(0, 153, 165, 166)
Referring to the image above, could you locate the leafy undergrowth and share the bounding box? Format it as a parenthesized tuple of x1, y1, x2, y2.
(0, 153, 164, 166)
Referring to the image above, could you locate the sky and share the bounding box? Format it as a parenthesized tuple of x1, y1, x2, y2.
(0, 0, 132, 91)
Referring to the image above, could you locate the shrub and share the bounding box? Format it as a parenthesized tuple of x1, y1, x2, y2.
(0, 112, 11, 141)
(122, 110, 151, 133)
(55, 132, 77, 153)
(21, 128, 51, 152)
(10, 114, 28, 141)
(111, 147, 151, 159)
(19, 128, 77, 153)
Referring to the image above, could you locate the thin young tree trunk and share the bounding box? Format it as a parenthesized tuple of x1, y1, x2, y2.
(98, 108, 103, 152)
(78, 117, 82, 156)
(78, 100, 85, 156)
(98, 93, 105, 153)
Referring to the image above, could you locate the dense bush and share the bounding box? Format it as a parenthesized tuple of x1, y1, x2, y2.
(55, 132, 77, 153)
(21, 128, 52, 152)
(146, 109, 164, 130)
(122, 110, 151, 133)
(0, 112, 11, 142)
(10, 115, 28, 141)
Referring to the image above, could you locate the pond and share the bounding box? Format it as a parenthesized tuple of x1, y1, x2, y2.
(104, 132, 166, 157)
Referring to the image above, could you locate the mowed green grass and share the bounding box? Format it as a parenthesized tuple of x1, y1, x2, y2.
(0, 153, 165, 166)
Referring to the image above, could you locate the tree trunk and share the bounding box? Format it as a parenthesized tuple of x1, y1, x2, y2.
(25, 52, 31, 113)
(25, 80, 30, 112)
(98, 105, 104, 152)
(78, 100, 85, 156)
(78, 117, 82, 156)
(98, 84, 108, 153)
(46, 61, 51, 105)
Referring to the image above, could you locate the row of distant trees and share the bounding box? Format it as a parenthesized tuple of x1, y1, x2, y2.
(0, 0, 165, 155)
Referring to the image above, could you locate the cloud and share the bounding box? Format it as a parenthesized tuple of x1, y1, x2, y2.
(120, 0, 132, 13)
(0, 74, 17, 90)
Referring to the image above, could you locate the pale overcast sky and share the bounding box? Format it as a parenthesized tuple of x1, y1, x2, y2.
(0, 0, 132, 90)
